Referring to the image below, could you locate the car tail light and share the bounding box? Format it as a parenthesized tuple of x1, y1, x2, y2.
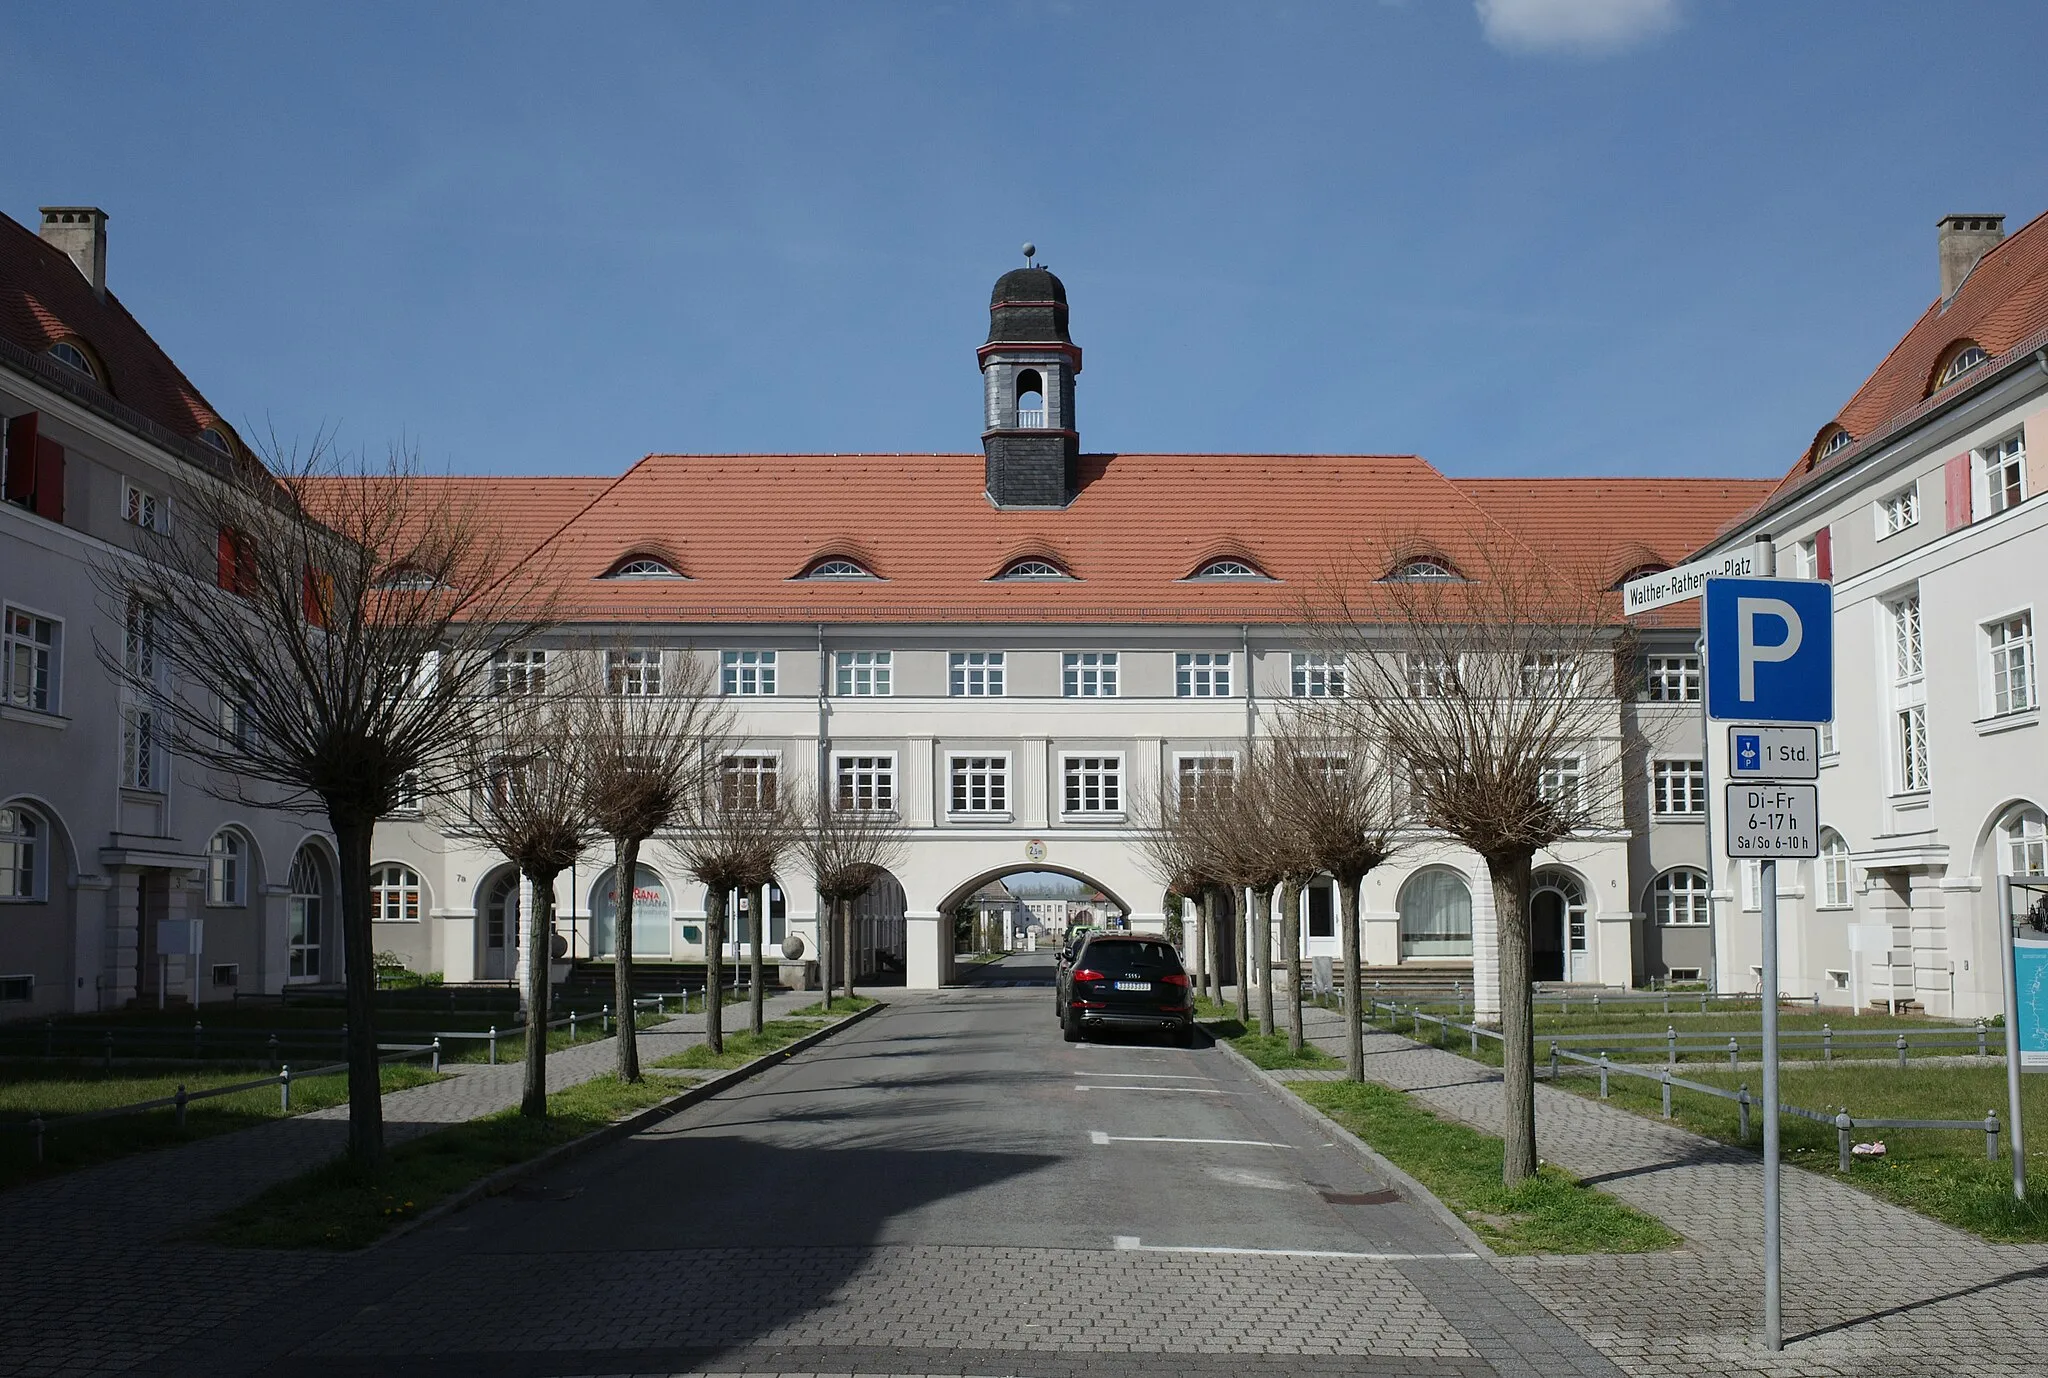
(1160, 973, 1190, 987)
(1070, 968, 1105, 983)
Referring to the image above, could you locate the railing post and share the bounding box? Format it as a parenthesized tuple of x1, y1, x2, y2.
(1836, 1111, 1853, 1172)
(267, 1033, 281, 1070)
(1823, 1024, 1832, 1064)
(175, 1084, 188, 1131)
(1660, 1068, 1672, 1118)
(1663, 992, 1671, 1016)
(1978, 1019, 1989, 1059)
(432, 1036, 442, 1073)
(30, 1113, 44, 1163)
(193, 1020, 202, 1059)
(1897, 1033, 1908, 1069)
(1470, 1023, 1479, 1055)
(488, 1025, 498, 1065)
(603, 1002, 611, 1033)
(570, 1010, 579, 1041)
(1987, 1111, 2002, 1162)
(1592, 991, 1600, 1014)
(1738, 1084, 1751, 1141)
(1599, 1052, 1610, 1099)
(1667, 1025, 1678, 1065)
(280, 1065, 292, 1112)
(1729, 1036, 1740, 1071)
(1549, 1040, 1559, 1081)
(1698, 992, 1707, 1014)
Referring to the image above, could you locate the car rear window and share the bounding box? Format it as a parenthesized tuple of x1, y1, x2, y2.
(1081, 939, 1181, 972)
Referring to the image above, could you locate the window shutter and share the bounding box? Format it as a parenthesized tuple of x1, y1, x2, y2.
(32, 437, 64, 523)
(1814, 525, 1832, 581)
(217, 528, 237, 590)
(1945, 453, 1972, 529)
(3, 412, 36, 504)
(2025, 409, 2048, 501)
(301, 569, 331, 627)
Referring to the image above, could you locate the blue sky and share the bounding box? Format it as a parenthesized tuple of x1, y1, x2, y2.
(9, 1, 2047, 479)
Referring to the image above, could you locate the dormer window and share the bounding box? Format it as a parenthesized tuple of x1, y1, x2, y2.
(200, 428, 234, 457)
(803, 558, 875, 580)
(1819, 429, 1852, 458)
(46, 341, 96, 381)
(1387, 558, 1459, 581)
(605, 556, 684, 579)
(1937, 343, 1989, 390)
(1190, 558, 1267, 580)
(995, 558, 1069, 580)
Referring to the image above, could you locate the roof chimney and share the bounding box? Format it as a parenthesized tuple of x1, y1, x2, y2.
(38, 206, 108, 299)
(1938, 213, 2003, 301)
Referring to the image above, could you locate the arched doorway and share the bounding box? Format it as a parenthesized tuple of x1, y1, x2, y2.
(479, 869, 521, 981)
(1397, 868, 1473, 962)
(286, 845, 333, 982)
(1531, 867, 1588, 983)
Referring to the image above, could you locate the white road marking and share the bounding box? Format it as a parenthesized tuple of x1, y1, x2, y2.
(1113, 1236, 1477, 1261)
(1072, 1071, 1213, 1081)
(1088, 1132, 1287, 1147)
(1073, 1085, 1235, 1093)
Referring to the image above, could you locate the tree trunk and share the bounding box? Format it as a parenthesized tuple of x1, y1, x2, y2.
(842, 896, 857, 999)
(1194, 890, 1212, 1007)
(1205, 886, 1223, 1006)
(1233, 887, 1250, 1023)
(613, 835, 641, 1082)
(1490, 852, 1538, 1184)
(818, 888, 835, 1012)
(749, 881, 767, 1035)
(522, 869, 558, 1118)
(1252, 884, 1276, 1036)
(703, 887, 726, 1054)
(1280, 879, 1303, 1055)
(330, 815, 384, 1166)
(1338, 873, 1364, 1082)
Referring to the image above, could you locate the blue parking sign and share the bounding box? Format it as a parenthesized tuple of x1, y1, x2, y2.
(1704, 577, 1833, 723)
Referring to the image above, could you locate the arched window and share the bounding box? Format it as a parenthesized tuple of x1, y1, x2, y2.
(1190, 559, 1266, 580)
(1937, 342, 1989, 390)
(0, 804, 44, 900)
(1819, 429, 1853, 459)
(1530, 868, 1587, 979)
(46, 341, 97, 381)
(200, 428, 234, 457)
(370, 864, 423, 922)
(1398, 868, 1472, 958)
(1649, 869, 1709, 925)
(207, 830, 245, 906)
(605, 556, 683, 579)
(995, 558, 1069, 580)
(1015, 369, 1045, 427)
(803, 558, 875, 579)
(1818, 830, 1852, 908)
(2001, 805, 2048, 878)
(287, 847, 328, 978)
(592, 863, 672, 959)
(482, 871, 521, 981)
(1387, 558, 1458, 581)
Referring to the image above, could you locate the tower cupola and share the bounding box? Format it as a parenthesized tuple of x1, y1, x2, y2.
(980, 247, 1082, 508)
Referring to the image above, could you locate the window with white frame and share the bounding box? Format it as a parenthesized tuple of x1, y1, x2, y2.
(719, 754, 779, 811)
(124, 596, 159, 684)
(1739, 859, 1795, 911)
(1653, 759, 1706, 816)
(1406, 652, 1458, 698)
(606, 649, 662, 696)
(834, 754, 896, 813)
(1175, 652, 1231, 697)
(1062, 652, 1118, 697)
(1644, 654, 1700, 703)
(1890, 592, 1927, 791)
(948, 755, 1010, 815)
(1819, 830, 1852, 909)
(389, 772, 420, 815)
(1650, 869, 1708, 925)
(1062, 755, 1123, 816)
(1987, 611, 2035, 716)
(949, 651, 1005, 696)
(1877, 484, 1920, 537)
(1539, 756, 1584, 811)
(1792, 537, 1818, 580)
(490, 649, 547, 696)
(122, 479, 167, 533)
(2004, 806, 2048, 878)
(0, 805, 43, 900)
(1290, 652, 1345, 697)
(1980, 432, 2027, 517)
(835, 651, 892, 696)
(1175, 754, 1236, 809)
(207, 830, 244, 906)
(721, 650, 776, 695)
(121, 702, 161, 792)
(371, 864, 423, 922)
(1521, 653, 1580, 696)
(3, 607, 59, 713)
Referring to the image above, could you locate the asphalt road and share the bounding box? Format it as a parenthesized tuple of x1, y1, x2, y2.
(168, 952, 1625, 1378)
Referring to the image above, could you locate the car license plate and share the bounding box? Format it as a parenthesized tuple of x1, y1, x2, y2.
(1114, 980, 1151, 992)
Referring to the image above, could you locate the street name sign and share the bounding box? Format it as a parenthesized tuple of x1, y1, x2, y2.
(1729, 726, 1819, 780)
(1704, 577, 1834, 723)
(1724, 783, 1819, 858)
(1621, 549, 1764, 615)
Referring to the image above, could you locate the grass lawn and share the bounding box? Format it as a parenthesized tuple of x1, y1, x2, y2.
(438, 1009, 669, 1066)
(651, 1020, 821, 1073)
(787, 995, 878, 1017)
(204, 1073, 688, 1249)
(0, 1061, 443, 1191)
(1559, 1062, 2048, 1242)
(1195, 998, 1340, 1070)
(1296, 1079, 1679, 1255)
(1384, 1004, 1982, 1067)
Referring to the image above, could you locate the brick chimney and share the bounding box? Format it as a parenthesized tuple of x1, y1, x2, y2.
(39, 206, 108, 298)
(1938, 214, 2003, 301)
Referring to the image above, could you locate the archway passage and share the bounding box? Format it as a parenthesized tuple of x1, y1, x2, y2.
(945, 867, 1132, 988)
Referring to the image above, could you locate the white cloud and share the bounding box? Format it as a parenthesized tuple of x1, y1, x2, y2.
(1476, 0, 1681, 56)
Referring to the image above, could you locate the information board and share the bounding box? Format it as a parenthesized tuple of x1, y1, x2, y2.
(1724, 783, 1819, 858)
(1729, 726, 1820, 780)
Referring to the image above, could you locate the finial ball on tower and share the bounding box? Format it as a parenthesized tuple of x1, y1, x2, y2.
(1021, 242, 1035, 261)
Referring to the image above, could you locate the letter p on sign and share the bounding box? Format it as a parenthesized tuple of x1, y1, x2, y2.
(1705, 577, 1833, 724)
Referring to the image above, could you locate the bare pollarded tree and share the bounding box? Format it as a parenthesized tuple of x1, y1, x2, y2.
(91, 437, 557, 1165)
(1267, 714, 1399, 1080)
(574, 645, 730, 1081)
(677, 757, 797, 1053)
(458, 653, 593, 1119)
(1128, 772, 1215, 1003)
(796, 776, 909, 1010)
(1312, 533, 1636, 1183)
(1186, 755, 1293, 1038)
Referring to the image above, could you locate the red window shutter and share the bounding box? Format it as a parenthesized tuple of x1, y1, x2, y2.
(32, 437, 64, 523)
(237, 541, 258, 596)
(3, 412, 36, 504)
(1814, 525, 1832, 581)
(1945, 453, 1972, 529)
(217, 528, 237, 589)
(301, 568, 331, 627)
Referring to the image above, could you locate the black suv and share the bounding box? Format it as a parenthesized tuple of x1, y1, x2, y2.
(1058, 934, 1194, 1046)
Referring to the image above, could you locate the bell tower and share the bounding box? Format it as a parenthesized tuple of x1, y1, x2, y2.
(981, 246, 1081, 508)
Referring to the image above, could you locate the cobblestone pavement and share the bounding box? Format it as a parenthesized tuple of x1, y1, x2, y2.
(0, 991, 818, 1378)
(1286, 1002, 2048, 1377)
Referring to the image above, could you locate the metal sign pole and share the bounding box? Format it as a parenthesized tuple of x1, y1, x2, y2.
(1999, 882, 2028, 1201)
(1761, 856, 1781, 1352)
(1700, 633, 1719, 995)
